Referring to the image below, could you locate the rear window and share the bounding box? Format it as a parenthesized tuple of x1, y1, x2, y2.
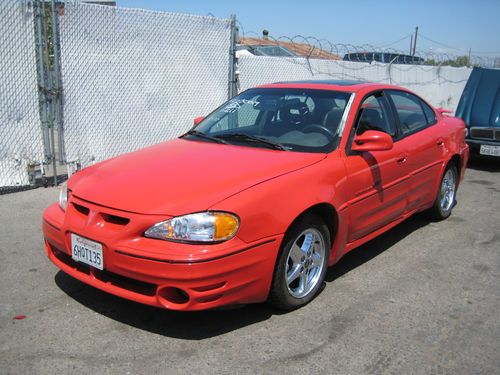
(388, 91, 431, 136)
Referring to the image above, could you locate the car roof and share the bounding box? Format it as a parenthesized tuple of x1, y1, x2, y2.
(256, 80, 401, 93)
(278, 79, 367, 86)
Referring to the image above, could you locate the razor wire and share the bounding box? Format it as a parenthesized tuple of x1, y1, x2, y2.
(0, 0, 45, 192)
(236, 32, 483, 113)
(237, 56, 472, 113)
(246, 33, 498, 68)
(1, 2, 495, 192)
(58, 2, 232, 169)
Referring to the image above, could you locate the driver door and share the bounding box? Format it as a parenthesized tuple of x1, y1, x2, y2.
(344, 92, 410, 242)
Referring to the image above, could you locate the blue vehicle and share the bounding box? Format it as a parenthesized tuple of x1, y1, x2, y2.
(456, 67, 500, 157)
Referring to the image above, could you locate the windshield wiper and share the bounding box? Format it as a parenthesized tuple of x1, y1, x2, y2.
(216, 133, 287, 151)
(181, 130, 227, 144)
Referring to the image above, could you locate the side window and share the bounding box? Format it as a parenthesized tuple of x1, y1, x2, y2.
(389, 91, 429, 135)
(356, 94, 395, 136)
(420, 99, 437, 125)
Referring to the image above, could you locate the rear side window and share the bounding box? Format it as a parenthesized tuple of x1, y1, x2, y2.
(420, 100, 437, 124)
(388, 91, 430, 136)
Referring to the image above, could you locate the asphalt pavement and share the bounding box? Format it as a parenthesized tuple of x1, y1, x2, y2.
(0, 155, 499, 374)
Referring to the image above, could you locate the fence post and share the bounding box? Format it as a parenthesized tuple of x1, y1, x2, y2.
(50, 0, 64, 167)
(387, 56, 399, 84)
(228, 14, 238, 99)
(33, 0, 51, 167)
(33, 0, 65, 187)
(34, 0, 57, 186)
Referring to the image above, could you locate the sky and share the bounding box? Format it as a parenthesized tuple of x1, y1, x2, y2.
(117, 0, 500, 57)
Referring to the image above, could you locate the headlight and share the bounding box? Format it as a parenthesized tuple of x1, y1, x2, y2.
(59, 183, 69, 211)
(144, 212, 239, 243)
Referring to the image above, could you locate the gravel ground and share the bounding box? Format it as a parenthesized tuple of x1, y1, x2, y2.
(0, 155, 499, 375)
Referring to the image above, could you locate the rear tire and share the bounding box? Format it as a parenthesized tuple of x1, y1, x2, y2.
(429, 163, 458, 220)
(268, 215, 330, 311)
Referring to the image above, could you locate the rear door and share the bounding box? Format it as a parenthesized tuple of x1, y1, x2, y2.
(344, 92, 410, 242)
(386, 90, 446, 211)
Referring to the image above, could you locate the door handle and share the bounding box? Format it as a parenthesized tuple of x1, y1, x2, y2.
(396, 153, 408, 164)
(436, 139, 444, 146)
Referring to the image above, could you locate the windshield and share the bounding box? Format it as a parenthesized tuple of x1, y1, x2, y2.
(188, 88, 352, 153)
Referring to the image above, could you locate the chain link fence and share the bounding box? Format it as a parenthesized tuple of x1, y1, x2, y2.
(0, 0, 45, 192)
(59, 2, 232, 169)
(1, 2, 496, 193)
(237, 56, 472, 113)
(236, 33, 484, 113)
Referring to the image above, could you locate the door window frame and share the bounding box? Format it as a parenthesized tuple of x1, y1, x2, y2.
(385, 89, 437, 139)
(346, 90, 397, 155)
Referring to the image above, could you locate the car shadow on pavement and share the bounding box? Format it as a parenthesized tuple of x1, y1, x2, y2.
(467, 153, 500, 172)
(55, 213, 431, 339)
(325, 213, 430, 282)
(55, 270, 280, 340)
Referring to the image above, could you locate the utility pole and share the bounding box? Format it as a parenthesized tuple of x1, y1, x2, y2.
(412, 26, 419, 56)
(468, 48, 472, 66)
(410, 34, 413, 55)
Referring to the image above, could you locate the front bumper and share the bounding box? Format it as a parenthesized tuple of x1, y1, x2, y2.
(42, 197, 282, 311)
(466, 138, 500, 152)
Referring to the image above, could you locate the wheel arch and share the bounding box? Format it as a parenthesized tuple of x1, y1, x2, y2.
(448, 154, 462, 186)
(284, 202, 338, 249)
(449, 153, 461, 169)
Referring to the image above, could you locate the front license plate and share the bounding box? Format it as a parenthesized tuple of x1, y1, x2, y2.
(480, 144, 500, 157)
(71, 233, 103, 270)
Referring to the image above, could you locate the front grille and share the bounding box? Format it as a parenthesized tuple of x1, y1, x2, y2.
(101, 213, 130, 226)
(72, 202, 90, 216)
(470, 128, 494, 140)
(52, 245, 91, 275)
(49, 243, 157, 297)
(71, 201, 130, 227)
(94, 269, 156, 296)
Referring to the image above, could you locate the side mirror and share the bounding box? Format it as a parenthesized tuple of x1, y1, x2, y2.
(193, 116, 205, 126)
(351, 130, 393, 152)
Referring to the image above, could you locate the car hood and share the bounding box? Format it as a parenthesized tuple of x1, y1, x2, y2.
(69, 139, 326, 215)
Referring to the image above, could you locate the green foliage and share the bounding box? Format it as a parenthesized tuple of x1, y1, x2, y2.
(425, 55, 471, 67)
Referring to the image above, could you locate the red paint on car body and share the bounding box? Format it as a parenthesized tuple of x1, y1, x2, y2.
(42, 81, 469, 311)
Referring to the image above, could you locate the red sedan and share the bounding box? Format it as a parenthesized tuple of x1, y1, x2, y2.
(42, 81, 469, 311)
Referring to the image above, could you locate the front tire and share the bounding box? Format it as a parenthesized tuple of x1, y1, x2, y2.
(429, 163, 458, 220)
(268, 215, 330, 311)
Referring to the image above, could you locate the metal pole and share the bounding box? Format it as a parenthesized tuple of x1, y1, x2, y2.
(409, 34, 413, 56)
(34, 0, 51, 163)
(39, 0, 57, 186)
(50, 0, 64, 165)
(227, 14, 237, 100)
(413, 26, 419, 56)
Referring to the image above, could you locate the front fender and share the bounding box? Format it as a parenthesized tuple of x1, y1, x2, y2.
(209, 153, 348, 246)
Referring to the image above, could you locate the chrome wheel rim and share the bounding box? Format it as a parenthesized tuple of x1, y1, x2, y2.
(439, 168, 456, 212)
(285, 228, 326, 299)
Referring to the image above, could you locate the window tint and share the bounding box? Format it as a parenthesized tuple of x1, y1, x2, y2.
(356, 94, 395, 136)
(389, 91, 428, 135)
(237, 101, 260, 128)
(194, 88, 351, 153)
(421, 99, 437, 124)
